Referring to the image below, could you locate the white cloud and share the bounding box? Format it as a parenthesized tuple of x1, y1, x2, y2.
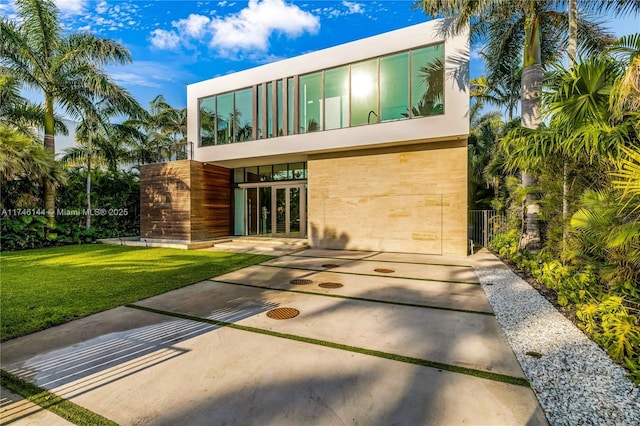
(55, 0, 86, 15)
(149, 0, 319, 57)
(209, 0, 319, 53)
(173, 14, 211, 38)
(149, 29, 181, 50)
(110, 71, 161, 88)
(342, 1, 364, 15)
(95, 0, 108, 14)
(109, 61, 192, 89)
(312, 1, 365, 20)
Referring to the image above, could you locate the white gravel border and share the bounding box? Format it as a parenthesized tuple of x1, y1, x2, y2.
(475, 266, 640, 426)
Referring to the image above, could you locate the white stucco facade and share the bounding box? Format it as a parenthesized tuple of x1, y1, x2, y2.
(187, 18, 470, 167)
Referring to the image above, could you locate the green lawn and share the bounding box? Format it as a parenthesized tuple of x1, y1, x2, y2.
(0, 244, 272, 341)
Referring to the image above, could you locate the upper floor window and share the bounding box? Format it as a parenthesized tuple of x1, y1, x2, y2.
(299, 71, 323, 134)
(411, 44, 444, 117)
(199, 87, 254, 146)
(198, 42, 445, 147)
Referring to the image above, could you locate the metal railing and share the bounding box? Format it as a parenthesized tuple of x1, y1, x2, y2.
(469, 210, 508, 248)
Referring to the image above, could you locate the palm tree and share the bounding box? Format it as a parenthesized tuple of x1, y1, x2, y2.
(502, 56, 628, 171)
(62, 88, 143, 228)
(607, 33, 640, 117)
(501, 50, 639, 256)
(470, 71, 521, 121)
(0, 74, 66, 137)
(415, 0, 639, 250)
(468, 101, 506, 209)
(0, 0, 134, 225)
(0, 124, 60, 184)
(146, 95, 187, 160)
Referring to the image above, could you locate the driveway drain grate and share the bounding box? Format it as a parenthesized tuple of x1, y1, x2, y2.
(289, 279, 313, 285)
(266, 307, 300, 320)
(321, 263, 340, 268)
(374, 268, 395, 273)
(319, 282, 344, 289)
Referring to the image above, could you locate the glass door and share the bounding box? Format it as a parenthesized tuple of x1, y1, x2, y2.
(275, 188, 287, 234)
(246, 188, 258, 235)
(241, 184, 305, 237)
(259, 187, 272, 235)
(289, 187, 301, 236)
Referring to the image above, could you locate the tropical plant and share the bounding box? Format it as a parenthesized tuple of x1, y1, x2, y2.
(470, 72, 520, 122)
(415, 0, 639, 250)
(0, 74, 66, 137)
(63, 84, 142, 228)
(468, 102, 506, 209)
(0, 124, 56, 182)
(607, 33, 640, 117)
(0, 0, 134, 225)
(144, 95, 187, 161)
(0, 124, 66, 216)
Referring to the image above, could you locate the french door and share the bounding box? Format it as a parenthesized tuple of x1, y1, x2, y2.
(239, 183, 306, 237)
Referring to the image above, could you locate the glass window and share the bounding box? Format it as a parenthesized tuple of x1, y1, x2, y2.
(273, 164, 288, 180)
(234, 88, 253, 142)
(287, 78, 294, 135)
(259, 165, 273, 182)
(276, 80, 284, 137)
(324, 66, 349, 130)
(381, 52, 409, 121)
(289, 162, 305, 180)
(257, 84, 264, 139)
(245, 166, 259, 183)
(299, 72, 323, 133)
(411, 44, 445, 117)
(267, 82, 273, 138)
(350, 58, 379, 126)
(216, 92, 234, 144)
(199, 96, 216, 146)
(233, 168, 245, 183)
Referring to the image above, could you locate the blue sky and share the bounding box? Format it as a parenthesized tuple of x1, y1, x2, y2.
(1, 0, 639, 112)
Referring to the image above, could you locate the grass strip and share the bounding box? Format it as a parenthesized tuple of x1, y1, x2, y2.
(211, 279, 494, 316)
(289, 254, 473, 268)
(258, 263, 481, 285)
(126, 304, 529, 387)
(0, 370, 117, 426)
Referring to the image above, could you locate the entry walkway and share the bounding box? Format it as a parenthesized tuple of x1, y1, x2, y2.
(1, 249, 547, 425)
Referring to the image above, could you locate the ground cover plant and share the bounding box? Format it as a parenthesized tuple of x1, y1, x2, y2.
(0, 244, 272, 341)
(490, 230, 640, 385)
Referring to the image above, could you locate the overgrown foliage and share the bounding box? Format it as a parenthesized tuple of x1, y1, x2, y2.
(1, 168, 139, 251)
(488, 143, 640, 385)
(474, 27, 640, 386)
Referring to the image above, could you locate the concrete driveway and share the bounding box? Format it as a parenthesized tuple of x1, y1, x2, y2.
(1, 249, 547, 425)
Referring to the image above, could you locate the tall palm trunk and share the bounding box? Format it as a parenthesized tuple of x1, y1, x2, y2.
(519, 2, 543, 250)
(43, 93, 56, 227)
(86, 132, 92, 229)
(563, 0, 578, 245)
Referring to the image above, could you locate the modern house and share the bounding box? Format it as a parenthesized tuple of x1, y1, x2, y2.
(140, 18, 470, 256)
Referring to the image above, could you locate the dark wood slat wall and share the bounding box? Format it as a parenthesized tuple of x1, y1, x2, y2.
(140, 160, 232, 241)
(191, 162, 232, 239)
